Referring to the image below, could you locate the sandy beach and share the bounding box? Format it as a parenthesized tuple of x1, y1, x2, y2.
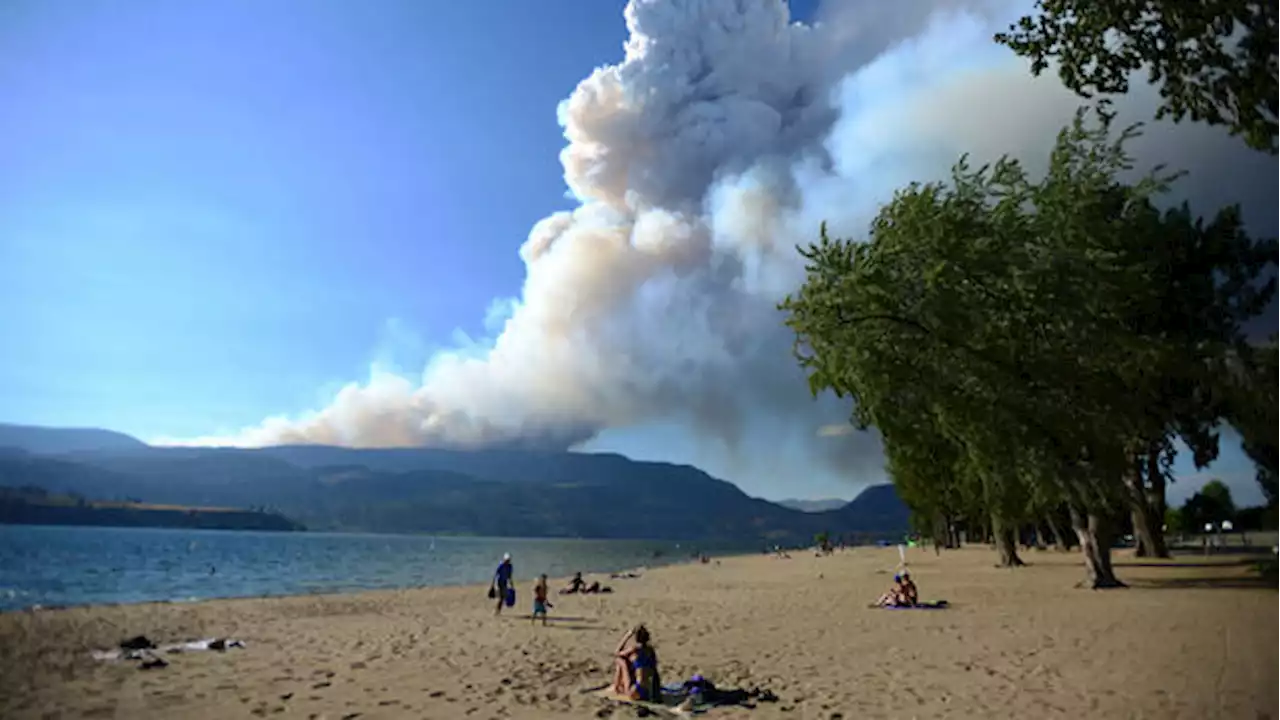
(1, 545, 1274, 719)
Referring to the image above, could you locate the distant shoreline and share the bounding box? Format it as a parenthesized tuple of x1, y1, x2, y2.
(0, 495, 305, 533)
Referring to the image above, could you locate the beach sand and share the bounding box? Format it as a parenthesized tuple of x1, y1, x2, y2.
(1, 545, 1275, 719)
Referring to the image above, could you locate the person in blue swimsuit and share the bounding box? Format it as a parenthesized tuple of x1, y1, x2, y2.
(611, 625, 660, 700)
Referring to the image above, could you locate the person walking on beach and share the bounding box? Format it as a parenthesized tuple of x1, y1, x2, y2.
(532, 574, 552, 626)
(491, 553, 514, 616)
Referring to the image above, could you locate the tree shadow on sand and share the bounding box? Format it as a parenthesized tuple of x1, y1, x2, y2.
(1126, 575, 1276, 590)
(1114, 558, 1261, 569)
(1111, 551, 1278, 590)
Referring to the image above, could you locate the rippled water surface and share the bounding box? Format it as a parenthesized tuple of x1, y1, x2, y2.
(0, 525, 726, 611)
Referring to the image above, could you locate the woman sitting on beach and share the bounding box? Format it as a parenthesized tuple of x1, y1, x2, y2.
(875, 574, 912, 607)
(898, 570, 919, 606)
(611, 625, 661, 701)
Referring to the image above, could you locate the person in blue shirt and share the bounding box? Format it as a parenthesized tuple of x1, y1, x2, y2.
(491, 553, 514, 615)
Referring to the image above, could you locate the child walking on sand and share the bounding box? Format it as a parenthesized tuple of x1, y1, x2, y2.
(532, 574, 553, 626)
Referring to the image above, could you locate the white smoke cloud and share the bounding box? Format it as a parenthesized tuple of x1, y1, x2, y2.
(163, 0, 1277, 493)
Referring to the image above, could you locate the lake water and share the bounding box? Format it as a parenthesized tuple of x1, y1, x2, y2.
(0, 525, 734, 612)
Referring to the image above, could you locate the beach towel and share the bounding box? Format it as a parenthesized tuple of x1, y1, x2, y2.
(880, 600, 949, 610)
(590, 677, 774, 715)
(92, 638, 246, 661)
(594, 688, 697, 716)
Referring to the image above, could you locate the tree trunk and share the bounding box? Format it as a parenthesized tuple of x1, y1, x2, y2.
(1147, 444, 1168, 538)
(1132, 509, 1151, 556)
(1069, 505, 1125, 588)
(1043, 513, 1070, 551)
(931, 511, 951, 552)
(1033, 523, 1047, 550)
(1127, 457, 1170, 559)
(991, 514, 1025, 567)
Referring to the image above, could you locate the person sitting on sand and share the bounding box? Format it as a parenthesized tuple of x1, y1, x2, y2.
(611, 625, 660, 701)
(875, 575, 909, 607)
(898, 570, 919, 606)
(532, 574, 553, 626)
(561, 572, 587, 595)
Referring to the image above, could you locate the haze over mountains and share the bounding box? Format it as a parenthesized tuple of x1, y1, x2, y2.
(777, 499, 849, 513)
(0, 423, 908, 543)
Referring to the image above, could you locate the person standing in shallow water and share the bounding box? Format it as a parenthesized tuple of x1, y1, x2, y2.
(492, 553, 514, 616)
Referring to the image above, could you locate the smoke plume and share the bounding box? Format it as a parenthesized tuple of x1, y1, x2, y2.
(167, 0, 1277, 492)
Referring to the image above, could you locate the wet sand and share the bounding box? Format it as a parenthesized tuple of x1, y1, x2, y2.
(1, 545, 1274, 719)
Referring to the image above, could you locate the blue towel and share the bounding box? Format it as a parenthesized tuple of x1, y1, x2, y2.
(883, 600, 948, 610)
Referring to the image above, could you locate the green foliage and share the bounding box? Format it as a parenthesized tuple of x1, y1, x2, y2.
(781, 107, 1275, 567)
(1235, 504, 1278, 531)
(996, 0, 1279, 153)
(1222, 339, 1279, 502)
(1181, 480, 1238, 530)
(785, 110, 1146, 519)
(1200, 480, 1237, 515)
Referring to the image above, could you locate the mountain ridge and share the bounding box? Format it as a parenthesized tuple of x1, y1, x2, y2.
(0, 422, 147, 454)
(0, 423, 910, 542)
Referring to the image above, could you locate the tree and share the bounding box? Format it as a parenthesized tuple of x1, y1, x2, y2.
(884, 425, 972, 551)
(781, 108, 1274, 589)
(1223, 339, 1279, 503)
(1199, 479, 1237, 519)
(1181, 479, 1237, 531)
(1109, 190, 1275, 556)
(995, 0, 1279, 153)
(784, 111, 1139, 586)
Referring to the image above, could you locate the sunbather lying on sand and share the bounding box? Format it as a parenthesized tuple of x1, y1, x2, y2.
(560, 573, 613, 595)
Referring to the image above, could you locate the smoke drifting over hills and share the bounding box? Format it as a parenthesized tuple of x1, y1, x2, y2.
(168, 0, 1277, 486)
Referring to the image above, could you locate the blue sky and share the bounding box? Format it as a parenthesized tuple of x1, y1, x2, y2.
(0, 0, 1269, 506)
(1, 0, 630, 435)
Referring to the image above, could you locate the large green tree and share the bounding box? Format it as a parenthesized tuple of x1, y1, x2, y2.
(1223, 339, 1279, 503)
(782, 109, 1274, 588)
(995, 0, 1279, 153)
(1181, 479, 1238, 531)
(1107, 187, 1275, 556)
